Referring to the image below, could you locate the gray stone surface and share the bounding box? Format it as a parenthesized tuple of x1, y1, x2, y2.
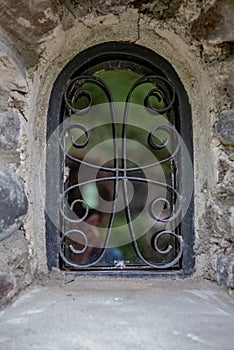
(0, 230, 30, 289)
(133, 0, 182, 19)
(0, 89, 9, 113)
(0, 110, 21, 150)
(0, 168, 28, 241)
(0, 273, 16, 305)
(92, 0, 131, 14)
(63, 0, 94, 16)
(216, 109, 234, 145)
(217, 252, 234, 288)
(229, 153, 234, 161)
(63, 0, 135, 16)
(0, 47, 28, 94)
(0, 278, 234, 350)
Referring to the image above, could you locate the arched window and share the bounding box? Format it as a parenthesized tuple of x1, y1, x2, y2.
(46, 42, 194, 276)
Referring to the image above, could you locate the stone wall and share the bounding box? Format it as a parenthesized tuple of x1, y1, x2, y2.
(0, 0, 233, 303)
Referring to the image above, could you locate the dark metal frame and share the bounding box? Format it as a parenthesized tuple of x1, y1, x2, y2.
(46, 42, 195, 277)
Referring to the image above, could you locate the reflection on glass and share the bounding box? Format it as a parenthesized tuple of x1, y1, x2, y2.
(62, 68, 178, 268)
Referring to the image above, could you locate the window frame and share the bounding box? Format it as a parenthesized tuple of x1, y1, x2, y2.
(46, 41, 195, 277)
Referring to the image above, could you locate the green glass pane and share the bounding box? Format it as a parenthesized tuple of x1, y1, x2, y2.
(72, 69, 165, 110)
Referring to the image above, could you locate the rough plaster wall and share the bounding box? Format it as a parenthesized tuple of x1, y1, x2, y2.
(0, 0, 233, 303)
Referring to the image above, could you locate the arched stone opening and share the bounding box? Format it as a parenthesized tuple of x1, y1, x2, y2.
(0, 1, 233, 302)
(45, 41, 194, 275)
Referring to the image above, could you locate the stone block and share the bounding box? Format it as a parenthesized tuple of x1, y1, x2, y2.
(0, 168, 28, 241)
(0, 89, 9, 112)
(0, 48, 28, 94)
(0, 230, 29, 273)
(0, 0, 59, 44)
(217, 252, 234, 288)
(63, 0, 93, 17)
(191, 0, 234, 45)
(63, 0, 135, 16)
(216, 109, 234, 145)
(135, 0, 182, 19)
(92, 0, 131, 14)
(0, 273, 16, 305)
(0, 109, 21, 151)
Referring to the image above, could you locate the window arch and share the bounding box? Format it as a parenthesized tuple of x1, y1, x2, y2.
(46, 42, 194, 276)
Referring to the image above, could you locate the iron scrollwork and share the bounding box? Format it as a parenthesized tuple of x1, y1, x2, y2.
(59, 74, 183, 270)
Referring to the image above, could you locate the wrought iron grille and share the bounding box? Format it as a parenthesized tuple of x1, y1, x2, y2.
(46, 42, 194, 275)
